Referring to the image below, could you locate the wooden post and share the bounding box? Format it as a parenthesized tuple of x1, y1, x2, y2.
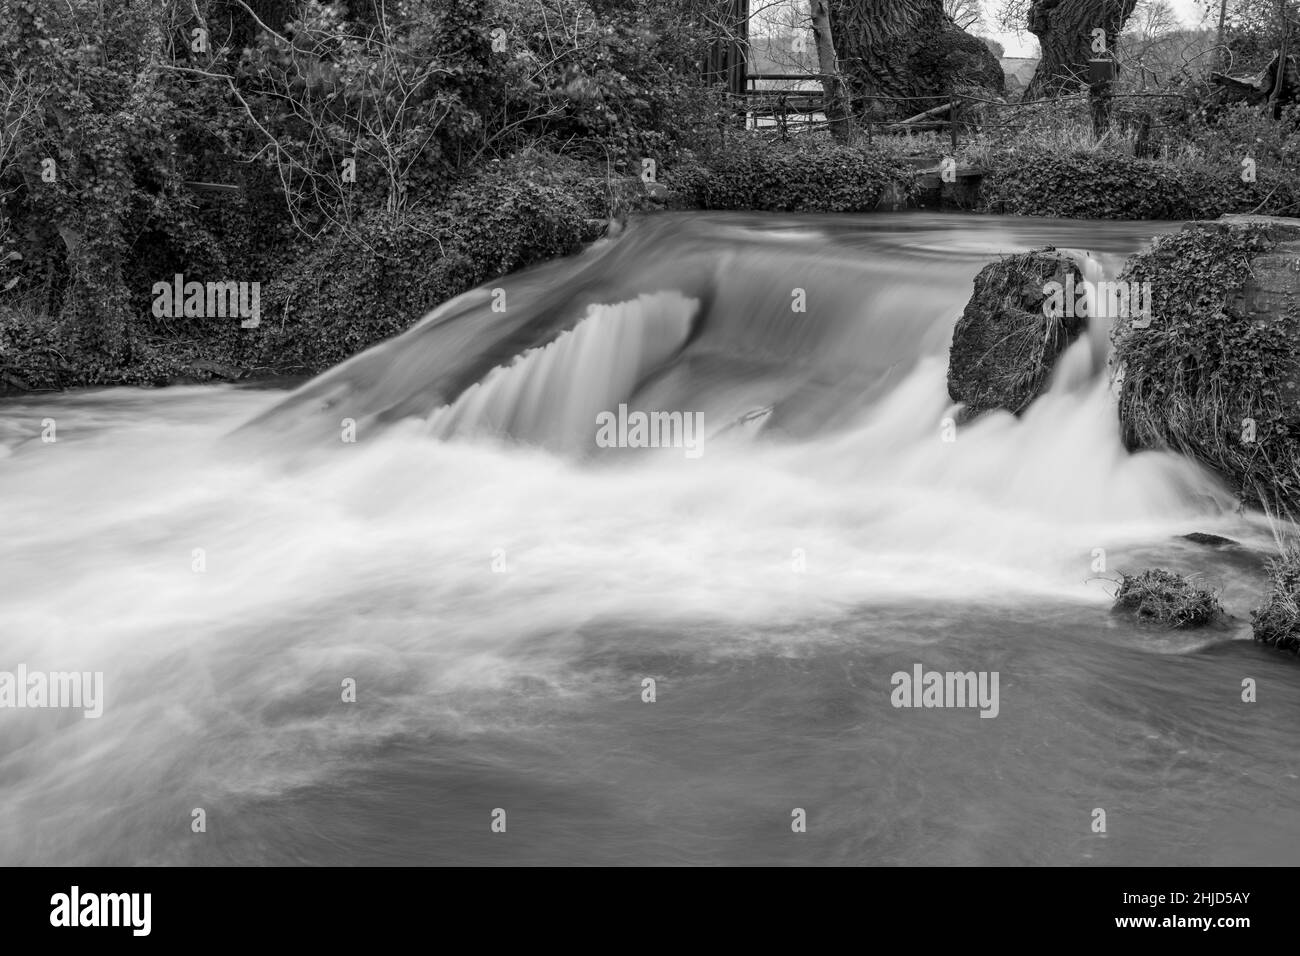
(1088, 58, 1116, 139)
(729, 0, 748, 100)
(949, 95, 958, 152)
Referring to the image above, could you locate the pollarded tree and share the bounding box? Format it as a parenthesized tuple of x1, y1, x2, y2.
(829, 0, 1004, 117)
(1022, 0, 1140, 98)
(945, 0, 985, 30)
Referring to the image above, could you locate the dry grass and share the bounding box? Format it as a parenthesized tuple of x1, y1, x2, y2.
(1113, 568, 1224, 629)
(1252, 547, 1300, 653)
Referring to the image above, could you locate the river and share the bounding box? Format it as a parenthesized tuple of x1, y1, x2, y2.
(2, 212, 1299, 865)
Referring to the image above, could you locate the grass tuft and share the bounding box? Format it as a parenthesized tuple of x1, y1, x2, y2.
(1251, 548, 1300, 653)
(1113, 568, 1224, 629)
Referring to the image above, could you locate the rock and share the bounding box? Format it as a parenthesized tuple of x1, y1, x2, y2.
(580, 218, 610, 242)
(643, 181, 672, 203)
(947, 249, 1088, 417)
(1113, 215, 1300, 508)
(1181, 532, 1239, 547)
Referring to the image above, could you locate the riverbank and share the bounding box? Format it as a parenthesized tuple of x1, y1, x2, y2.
(5, 132, 1289, 395)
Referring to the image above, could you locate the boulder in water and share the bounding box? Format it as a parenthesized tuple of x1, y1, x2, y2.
(1181, 532, 1239, 547)
(1113, 214, 1300, 510)
(947, 249, 1088, 417)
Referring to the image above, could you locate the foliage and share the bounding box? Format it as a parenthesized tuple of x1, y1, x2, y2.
(979, 144, 1295, 218)
(0, 0, 301, 377)
(489, 0, 726, 168)
(0, 304, 67, 390)
(1217, 0, 1300, 75)
(225, 0, 501, 234)
(1113, 568, 1224, 628)
(670, 134, 920, 212)
(254, 168, 594, 373)
(1252, 548, 1300, 652)
(1111, 223, 1300, 508)
(0, 0, 729, 390)
(0, 0, 186, 364)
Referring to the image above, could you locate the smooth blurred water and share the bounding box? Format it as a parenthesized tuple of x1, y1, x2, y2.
(2, 212, 1299, 866)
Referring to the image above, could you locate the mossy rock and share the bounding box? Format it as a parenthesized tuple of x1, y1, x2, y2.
(947, 249, 1088, 417)
(1113, 568, 1224, 629)
(1112, 214, 1300, 510)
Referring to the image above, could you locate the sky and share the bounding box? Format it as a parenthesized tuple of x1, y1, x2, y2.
(991, 0, 1214, 56)
(746, 0, 1223, 66)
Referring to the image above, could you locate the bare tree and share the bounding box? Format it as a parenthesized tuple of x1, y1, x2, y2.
(945, 0, 985, 30)
(168, 0, 493, 239)
(1127, 0, 1180, 41)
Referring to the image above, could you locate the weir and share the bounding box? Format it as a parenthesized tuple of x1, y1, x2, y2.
(1, 212, 1277, 868)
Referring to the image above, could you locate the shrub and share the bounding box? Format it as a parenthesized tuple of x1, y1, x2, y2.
(0, 306, 68, 391)
(232, 0, 501, 235)
(1113, 568, 1224, 628)
(979, 145, 1300, 220)
(437, 167, 601, 278)
(981, 148, 1194, 219)
(670, 135, 918, 212)
(483, 148, 653, 220)
(490, 0, 725, 167)
(256, 170, 593, 373)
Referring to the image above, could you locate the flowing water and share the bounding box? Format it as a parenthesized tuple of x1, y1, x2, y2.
(3, 212, 1300, 866)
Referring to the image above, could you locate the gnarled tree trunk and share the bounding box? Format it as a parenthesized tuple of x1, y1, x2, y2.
(1024, 0, 1138, 100)
(830, 0, 1003, 119)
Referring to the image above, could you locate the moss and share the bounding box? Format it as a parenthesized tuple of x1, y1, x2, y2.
(947, 250, 1087, 417)
(1113, 568, 1224, 629)
(1111, 215, 1300, 511)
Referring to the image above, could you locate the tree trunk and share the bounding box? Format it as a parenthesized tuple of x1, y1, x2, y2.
(1024, 0, 1138, 100)
(811, 0, 854, 142)
(830, 0, 1003, 119)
